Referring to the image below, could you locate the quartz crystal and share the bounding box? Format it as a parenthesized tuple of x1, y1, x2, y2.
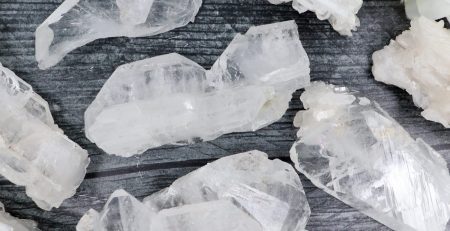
(85, 20, 310, 157)
(77, 150, 311, 231)
(268, 0, 363, 36)
(404, 0, 450, 20)
(0, 202, 39, 231)
(35, 0, 202, 69)
(372, 17, 450, 128)
(0, 63, 90, 210)
(290, 81, 450, 231)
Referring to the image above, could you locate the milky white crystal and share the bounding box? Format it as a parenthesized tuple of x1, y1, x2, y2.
(85, 20, 310, 157)
(0, 202, 39, 231)
(77, 151, 311, 231)
(268, 0, 363, 36)
(373, 17, 450, 128)
(290, 81, 450, 231)
(0, 63, 90, 210)
(35, 0, 202, 69)
(404, 0, 450, 20)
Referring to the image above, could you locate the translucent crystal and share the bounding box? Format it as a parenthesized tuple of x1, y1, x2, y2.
(35, 0, 202, 69)
(77, 151, 311, 231)
(85, 20, 310, 157)
(290, 81, 450, 231)
(268, 0, 363, 36)
(372, 17, 450, 128)
(0, 63, 90, 210)
(404, 0, 450, 20)
(0, 202, 39, 231)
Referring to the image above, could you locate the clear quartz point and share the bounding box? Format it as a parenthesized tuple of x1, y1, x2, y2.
(268, 0, 363, 36)
(0, 63, 90, 210)
(35, 0, 202, 69)
(290, 81, 450, 231)
(85, 20, 310, 157)
(77, 151, 311, 231)
(0, 202, 39, 231)
(372, 17, 450, 128)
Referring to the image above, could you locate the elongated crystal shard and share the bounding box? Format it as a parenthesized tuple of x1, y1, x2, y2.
(85, 20, 310, 157)
(35, 0, 202, 69)
(0, 202, 39, 231)
(373, 17, 450, 128)
(290, 81, 450, 231)
(77, 151, 310, 231)
(0, 63, 90, 210)
(268, 0, 363, 36)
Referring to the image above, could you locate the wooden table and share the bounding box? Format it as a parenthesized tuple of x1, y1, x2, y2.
(0, 0, 448, 230)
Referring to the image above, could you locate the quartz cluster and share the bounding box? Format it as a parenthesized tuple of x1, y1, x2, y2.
(0, 202, 39, 231)
(85, 20, 310, 157)
(404, 0, 450, 20)
(0, 63, 90, 210)
(290, 82, 450, 231)
(35, 0, 203, 69)
(372, 17, 450, 128)
(76, 151, 310, 231)
(268, 0, 363, 36)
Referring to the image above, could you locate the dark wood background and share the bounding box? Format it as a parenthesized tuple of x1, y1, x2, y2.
(0, 0, 449, 230)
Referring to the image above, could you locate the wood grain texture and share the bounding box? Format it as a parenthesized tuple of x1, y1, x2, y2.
(0, 0, 449, 230)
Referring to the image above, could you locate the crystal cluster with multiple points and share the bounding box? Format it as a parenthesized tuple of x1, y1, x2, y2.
(85, 20, 310, 157)
(35, 0, 202, 69)
(404, 0, 450, 20)
(373, 17, 450, 128)
(76, 151, 311, 231)
(0, 202, 39, 231)
(290, 81, 450, 231)
(0, 63, 90, 210)
(268, 0, 363, 36)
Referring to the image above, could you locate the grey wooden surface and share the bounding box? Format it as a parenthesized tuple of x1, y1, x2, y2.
(0, 0, 449, 230)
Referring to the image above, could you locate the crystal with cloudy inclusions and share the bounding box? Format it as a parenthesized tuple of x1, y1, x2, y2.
(76, 151, 311, 231)
(404, 0, 450, 20)
(35, 0, 202, 69)
(268, 0, 363, 36)
(0, 63, 90, 210)
(0, 202, 39, 231)
(85, 20, 310, 157)
(290, 81, 450, 231)
(373, 17, 450, 128)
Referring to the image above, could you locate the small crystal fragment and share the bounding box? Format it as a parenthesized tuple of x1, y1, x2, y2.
(0, 202, 39, 231)
(268, 0, 363, 36)
(85, 20, 310, 157)
(0, 63, 90, 210)
(290, 81, 450, 231)
(77, 151, 311, 231)
(372, 17, 450, 127)
(35, 0, 202, 69)
(404, 0, 450, 20)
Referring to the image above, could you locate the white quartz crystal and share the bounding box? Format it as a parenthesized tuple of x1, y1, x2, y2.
(0, 202, 39, 231)
(268, 0, 363, 36)
(77, 151, 310, 231)
(85, 20, 310, 157)
(290, 81, 450, 231)
(0, 63, 90, 210)
(404, 0, 450, 20)
(372, 17, 450, 128)
(35, 0, 202, 69)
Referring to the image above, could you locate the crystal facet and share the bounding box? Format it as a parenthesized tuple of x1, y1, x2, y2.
(0, 202, 39, 231)
(35, 0, 202, 69)
(372, 17, 450, 128)
(404, 0, 450, 20)
(77, 151, 311, 231)
(85, 21, 310, 157)
(268, 0, 363, 36)
(290, 81, 450, 231)
(0, 63, 90, 210)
